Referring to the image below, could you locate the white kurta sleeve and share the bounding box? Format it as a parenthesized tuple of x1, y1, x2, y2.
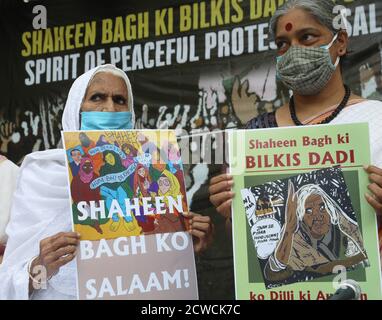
(0, 159, 19, 245)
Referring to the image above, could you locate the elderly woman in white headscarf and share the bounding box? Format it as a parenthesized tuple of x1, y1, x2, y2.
(0, 64, 213, 300)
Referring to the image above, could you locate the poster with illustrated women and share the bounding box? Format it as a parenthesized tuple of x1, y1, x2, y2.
(62, 130, 198, 300)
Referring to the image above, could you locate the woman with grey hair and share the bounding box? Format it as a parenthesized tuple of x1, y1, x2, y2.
(210, 0, 382, 246)
(264, 181, 367, 282)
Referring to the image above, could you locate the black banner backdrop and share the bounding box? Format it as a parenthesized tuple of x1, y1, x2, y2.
(1, 0, 382, 299)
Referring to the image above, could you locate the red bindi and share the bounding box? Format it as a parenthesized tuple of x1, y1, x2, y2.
(285, 23, 293, 31)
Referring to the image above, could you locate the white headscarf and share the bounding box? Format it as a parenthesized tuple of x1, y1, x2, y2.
(62, 64, 135, 131)
(0, 65, 135, 300)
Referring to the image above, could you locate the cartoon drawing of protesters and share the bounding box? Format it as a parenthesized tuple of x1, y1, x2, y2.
(132, 163, 157, 233)
(71, 157, 107, 234)
(79, 132, 103, 175)
(99, 151, 140, 233)
(153, 170, 187, 234)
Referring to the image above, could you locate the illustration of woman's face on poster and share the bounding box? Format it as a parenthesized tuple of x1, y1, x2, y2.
(303, 194, 331, 239)
(71, 149, 82, 163)
(82, 159, 93, 174)
(105, 153, 115, 166)
(122, 144, 137, 158)
(79, 132, 91, 147)
(138, 167, 146, 178)
(123, 145, 131, 155)
(158, 176, 171, 194)
(168, 144, 179, 162)
(137, 133, 147, 145)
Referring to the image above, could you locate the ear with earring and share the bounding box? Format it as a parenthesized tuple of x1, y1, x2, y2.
(339, 48, 347, 57)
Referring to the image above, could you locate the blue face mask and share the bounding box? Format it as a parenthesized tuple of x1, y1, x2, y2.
(80, 112, 133, 130)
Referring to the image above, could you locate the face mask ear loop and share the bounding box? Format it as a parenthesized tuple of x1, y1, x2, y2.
(323, 33, 339, 50)
(324, 33, 340, 68)
(333, 56, 341, 68)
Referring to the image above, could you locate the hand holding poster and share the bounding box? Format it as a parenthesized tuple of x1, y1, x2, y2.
(62, 129, 198, 300)
(229, 123, 382, 300)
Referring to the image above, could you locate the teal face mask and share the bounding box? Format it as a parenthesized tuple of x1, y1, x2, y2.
(276, 34, 340, 96)
(80, 112, 133, 130)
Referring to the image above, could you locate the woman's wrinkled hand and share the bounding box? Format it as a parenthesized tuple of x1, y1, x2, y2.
(31, 232, 80, 281)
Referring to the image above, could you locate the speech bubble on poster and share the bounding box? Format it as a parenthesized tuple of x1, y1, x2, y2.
(250, 218, 281, 259)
